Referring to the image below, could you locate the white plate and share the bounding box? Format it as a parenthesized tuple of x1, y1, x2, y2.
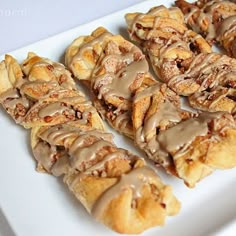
(0, 1, 236, 235)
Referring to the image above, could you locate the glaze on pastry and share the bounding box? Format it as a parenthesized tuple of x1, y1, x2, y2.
(31, 124, 180, 233)
(66, 27, 157, 138)
(0, 53, 104, 129)
(66, 27, 236, 187)
(132, 83, 236, 186)
(0, 53, 180, 234)
(176, 0, 236, 58)
(125, 5, 236, 115)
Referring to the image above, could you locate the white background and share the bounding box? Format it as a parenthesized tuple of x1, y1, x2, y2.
(0, 1, 236, 236)
(0, 0, 144, 55)
(0, 1, 143, 235)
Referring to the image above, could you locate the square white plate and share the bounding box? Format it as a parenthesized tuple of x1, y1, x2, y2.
(0, 0, 235, 235)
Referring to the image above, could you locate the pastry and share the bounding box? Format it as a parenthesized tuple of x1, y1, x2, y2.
(125, 5, 211, 88)
(183, 53, 236, 114)
(0, 53, 180, 234)
(66, 27, 236, 187)
(0, 53, 104, 129)
(132, 83, 236, 187)
(176, 0, 236, 58)
(66, 27, 157, 138)
(32, 124, 180, 234)
(125, 5, 236, 115)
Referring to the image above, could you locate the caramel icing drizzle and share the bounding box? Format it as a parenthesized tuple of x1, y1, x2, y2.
(37, 126, 114, 171)
(184, 0, 235, 39)
(92, 166, 157, 218)
(34, 124, 161, 219)
(94, 56, 149, 100)
(135, 92, 225, 165)
(178, 0, 236, 56)
(1, 53, 175, 230)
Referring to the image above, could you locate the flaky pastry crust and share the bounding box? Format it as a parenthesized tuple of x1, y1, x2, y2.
(66, 27, 158, 138)
(31, 124, 180, 234)
(66, 27, 236, 188)
(176, 0, 236, 58)
(0, 53, 104, 129)
(132, 82, 236, 187)
(0, 53, 180, 234)
(125, 5, 236, 115)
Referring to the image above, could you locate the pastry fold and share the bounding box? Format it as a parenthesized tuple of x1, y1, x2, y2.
(125, 5, 236, 115)
(0, 53, 180, 234)
(65, 27, 236, 187)
(32, 124, 180, 234)
(66, 27, 157, 138)
(176, 0, 236, 58)
(132, 83, 236, 187)
(0, 53, 104, 129)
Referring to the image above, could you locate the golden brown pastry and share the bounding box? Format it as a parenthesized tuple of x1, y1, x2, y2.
(125, 5, 236, 115)
(66, 27, 157, 138)
(125, 5, 211, 88)
(66, 27, 236, 187)
(176, 0, 236, 58)
(31, 124, 180, 234)
(132, 82, 236, 187)
(0, 53, 104, 129)
(166, 52, 236, 114)
(0, 53, 180, 234)
(184, 53, 236, 114)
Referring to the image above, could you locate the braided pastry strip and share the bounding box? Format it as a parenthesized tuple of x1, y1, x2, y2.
(176, 0, 236, 58)
(32, 124, 180, 233)
(133, 83, 236, 187)
(0, 53, 180, 234)
(125, 5, 236, 115)
(66, 27, 157, 138)
(65, 27, 236, 187)
(0, 53, 104, 129)
(125, 6, 211, 86)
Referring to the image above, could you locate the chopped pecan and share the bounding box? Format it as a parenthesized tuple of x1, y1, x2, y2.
(15, 103, 27, 117)
(44, 116, 53, 122)
(46, 64, 54, 71)
(59, 74, 67, 84)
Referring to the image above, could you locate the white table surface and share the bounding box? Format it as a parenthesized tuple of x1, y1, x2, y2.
(0, 1, 144, 235)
